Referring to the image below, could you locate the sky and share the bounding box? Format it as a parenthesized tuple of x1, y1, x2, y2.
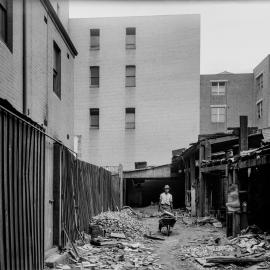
(69, 0, 270, 74)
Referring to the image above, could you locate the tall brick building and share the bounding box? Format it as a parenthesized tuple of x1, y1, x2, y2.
(253, 55, 270, 135)
(200, 56, 270, 137)
(200, 72, 255, 134)
(0, 0, 77, 250)
(70, 15, 200, 169)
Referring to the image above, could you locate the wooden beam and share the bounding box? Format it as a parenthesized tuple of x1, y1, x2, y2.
(200, 164, 227, 173)
(238, 155, 270, 169)
(239, 116, 248, 152)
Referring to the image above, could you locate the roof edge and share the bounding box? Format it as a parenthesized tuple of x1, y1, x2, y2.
(40, 0, 78, 57)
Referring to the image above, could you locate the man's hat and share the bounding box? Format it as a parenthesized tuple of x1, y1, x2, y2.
(164, 185, 170, 189)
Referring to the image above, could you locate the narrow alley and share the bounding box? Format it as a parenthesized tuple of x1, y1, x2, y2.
(2, 1, 270, 270)
(44, 206, 270, 270)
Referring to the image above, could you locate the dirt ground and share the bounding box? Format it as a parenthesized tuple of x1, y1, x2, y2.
(141, 215, 223, 270)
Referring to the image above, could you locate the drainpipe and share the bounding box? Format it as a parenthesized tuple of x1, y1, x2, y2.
(22, 0, 27, 115)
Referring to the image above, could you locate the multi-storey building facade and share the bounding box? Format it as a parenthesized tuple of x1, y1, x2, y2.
(253, 55, 270, 135)
(200, 72, 255, 134)
(0, 0, 77, 250)
(70, 15, 200, 169)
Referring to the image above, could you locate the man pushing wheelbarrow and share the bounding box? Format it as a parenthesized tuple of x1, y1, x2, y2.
(158, 185, 176, 236)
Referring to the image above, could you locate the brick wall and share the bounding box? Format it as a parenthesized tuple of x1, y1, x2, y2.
(253, 55, 270, 129)
(0, 0, 75, 250)
(200, 73, 255, 134)
(70, 15, 200, 170)
(0, 0, 23, 111)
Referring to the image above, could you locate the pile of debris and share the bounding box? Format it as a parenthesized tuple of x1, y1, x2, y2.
(67, 241, 162, 269)
(196, 216, 223, 228)
(177, 230, 270, 268)
(90, 209, 149, 241)
(46, 208, 164, 269)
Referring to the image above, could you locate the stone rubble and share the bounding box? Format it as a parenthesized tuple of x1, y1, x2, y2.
(53, 209, 164, 270)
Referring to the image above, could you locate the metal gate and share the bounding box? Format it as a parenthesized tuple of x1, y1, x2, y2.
(0, 102, 45, 270)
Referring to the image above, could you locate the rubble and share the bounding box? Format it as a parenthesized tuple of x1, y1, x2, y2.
(49, 209, 163, 270)
(177, 228, 270, 269)
(90, 209, 149, 241)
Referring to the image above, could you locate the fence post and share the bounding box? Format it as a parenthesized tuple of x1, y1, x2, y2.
(53, 143, 62, 247)
(118, 164, 123, 208)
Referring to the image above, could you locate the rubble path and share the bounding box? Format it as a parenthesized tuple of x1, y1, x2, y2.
(141, 216, 225, 270)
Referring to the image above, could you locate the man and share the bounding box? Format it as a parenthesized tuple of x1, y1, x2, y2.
(159, 185, 173, 213)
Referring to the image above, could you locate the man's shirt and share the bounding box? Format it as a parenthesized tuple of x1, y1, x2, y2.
(160, 192, 173, 205)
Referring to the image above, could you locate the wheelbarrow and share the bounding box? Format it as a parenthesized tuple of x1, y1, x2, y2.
(158, 213, 176, 236)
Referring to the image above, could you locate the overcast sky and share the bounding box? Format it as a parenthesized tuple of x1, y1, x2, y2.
(69, 1, 270, 74)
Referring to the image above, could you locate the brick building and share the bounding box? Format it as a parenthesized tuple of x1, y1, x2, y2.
(70, 15, 200, 170)
(253, 55, 270, 138)
(0, 0, 77, 250)
(200, 72, 255, 135)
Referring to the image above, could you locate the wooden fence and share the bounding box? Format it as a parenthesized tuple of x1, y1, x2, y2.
(53, 145, 121, 248)
(0, 102, 45, 270)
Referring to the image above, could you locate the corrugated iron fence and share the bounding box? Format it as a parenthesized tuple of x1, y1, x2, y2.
(0, 105, 45, 270)
(53, 145, 121, 248)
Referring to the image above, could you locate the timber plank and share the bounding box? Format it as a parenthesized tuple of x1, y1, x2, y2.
(13, 117, 20, 270)
(25, 125, 33, 270)
(3, 112, 11, 270)
(0, 112, 5, 270)
(8, 115, 15, 270)
(40, 135, 45, 270)
(17, 120, 25, 270)
(22, 123, 29, 270)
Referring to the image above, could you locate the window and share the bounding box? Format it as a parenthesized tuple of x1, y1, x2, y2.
(126, 65, 136, 87)
(126, 27, 136, 49)
(90, 66, 99, 87)
(0, 0, 7, 43)
(125, 108, 135, 129)
(0, 0, 12, 51)
(211, 106, 226, 123)
(211, 81, 226, 95)
(90, 108, 99, 128)
(90, 29, 100, 50)
(53, 42, 61, 99)
(257, 101, 263, 119)
(256, 74, 263, 91)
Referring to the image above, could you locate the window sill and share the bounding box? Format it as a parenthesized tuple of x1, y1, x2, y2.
(90, 85, 99, 88)
(53, 90, 61, 100)
(0, 38, 12, 54)
(126, 45, 136, 49)
(125, 85, 136, 88)
(90, 47, 100, 51)
(90, 126, 99, 129)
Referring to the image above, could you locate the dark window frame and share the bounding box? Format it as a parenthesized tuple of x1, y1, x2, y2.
(90, 108, 99, 128)
(90, 28, 100, 50)
(125, 107, 135, 129)
(0, 0, 12, 52)
(90, 66, 100, 87)
(125, 65, 136, 87)
(126, 27, 136, 49)
(257, 101, 263, 119)
(211, 81, 226, 96)
(53, 41, 61, 99)
(256, 74, 263, 91)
